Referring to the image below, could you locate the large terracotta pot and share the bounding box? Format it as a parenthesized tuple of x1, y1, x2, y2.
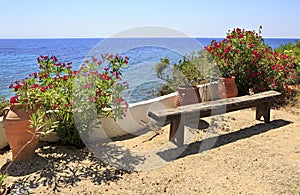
(175, 86, 202, 106)
(218, 77, 238, 99)
(3, 104, 39, 161)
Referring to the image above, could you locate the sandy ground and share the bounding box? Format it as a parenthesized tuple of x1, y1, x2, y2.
(0, 107, 299, 194)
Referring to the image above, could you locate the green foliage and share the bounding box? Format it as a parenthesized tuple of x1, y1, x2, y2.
(0, 96, 9, 116)
(154, 51, 214, 95)
(0, 172, 7, 191)
(275, 40, 300, 83)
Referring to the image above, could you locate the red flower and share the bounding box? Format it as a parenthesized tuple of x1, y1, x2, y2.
(53, 56, 58, 62)
(14, 83, 22, 91)
(30, 84, 39, 89)
(40, 85, 46, 92)
(224, 45, 231, 53)
(10, 95, 19, 104)
(54, 104, 59, 109)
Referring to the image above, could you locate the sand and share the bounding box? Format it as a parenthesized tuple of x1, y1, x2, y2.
(0, 107, 299, 194)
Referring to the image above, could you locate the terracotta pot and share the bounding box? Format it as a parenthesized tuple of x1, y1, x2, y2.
(175, 86, 202, 106)
(3, 104, 39, 161)
(218, 77, 238, 99)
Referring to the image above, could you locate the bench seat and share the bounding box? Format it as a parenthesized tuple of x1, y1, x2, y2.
(148, 90, 282, 145)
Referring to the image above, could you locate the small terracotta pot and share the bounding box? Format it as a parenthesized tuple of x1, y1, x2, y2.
(175, 86, 202, 106)
(218, 77, 238, 99)
(3, 104, 39, 161)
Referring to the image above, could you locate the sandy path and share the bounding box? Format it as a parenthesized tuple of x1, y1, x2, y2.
(0, 108, 299, 194)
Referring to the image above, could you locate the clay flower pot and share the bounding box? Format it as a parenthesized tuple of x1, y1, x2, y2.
(3, 104, 39, 161)
(218, 77, 238, 99)
(175, 86, 202, 106)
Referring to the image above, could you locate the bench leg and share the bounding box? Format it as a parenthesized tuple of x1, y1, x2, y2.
(169, 119, 184, 146)
(256, 102, 271, 123)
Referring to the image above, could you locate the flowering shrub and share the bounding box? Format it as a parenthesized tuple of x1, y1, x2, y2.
(8, 54, 129, 146)
(206, 26, 295, 95)
(275, 40, 300, 83)
(73, 54, 129, 124)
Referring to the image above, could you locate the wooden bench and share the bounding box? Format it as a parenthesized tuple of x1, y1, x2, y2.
(148, 90, 282, 146)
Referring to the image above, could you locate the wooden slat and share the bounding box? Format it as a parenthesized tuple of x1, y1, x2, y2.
(148, 90, 281, 122)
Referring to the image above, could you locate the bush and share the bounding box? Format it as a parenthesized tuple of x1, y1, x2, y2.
(275, 40, 300, 83)
(206, 26, 296, 96)
(0, 97, 9, 116)
(8, 54, 128, 147)
(154, 51, 215, 96)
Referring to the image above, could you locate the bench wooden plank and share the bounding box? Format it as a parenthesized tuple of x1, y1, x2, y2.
(148, 90, 281, 146)
(148, 91, 281, 122)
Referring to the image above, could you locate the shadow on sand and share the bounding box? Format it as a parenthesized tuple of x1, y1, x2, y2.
(157, 119, 292, 161)
(1, 141, 145, 194)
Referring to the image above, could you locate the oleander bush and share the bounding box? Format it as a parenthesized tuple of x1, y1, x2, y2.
(206, 26, 296, 96)
(8, 54, 129, 147)
(275, 40, 300, 83)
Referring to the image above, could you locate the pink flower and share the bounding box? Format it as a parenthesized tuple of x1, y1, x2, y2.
(97, 60, 103, 65)
(83, 83, 92, 89)
(117, 97, 124, 105)
(89, 97, 96, 103)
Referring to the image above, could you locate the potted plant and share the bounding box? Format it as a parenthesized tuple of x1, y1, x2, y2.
(154, 52, 205, 106)
(0, 96, 9, 150)
(5, 54, 129, 160)
(155, 50, 219, 105)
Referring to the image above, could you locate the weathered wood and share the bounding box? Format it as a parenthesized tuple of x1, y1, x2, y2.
(170, 118, 184, 146)
(148, 91, 281, 123)
(256, 102, 271, 123)
(148, 91, 281, 146)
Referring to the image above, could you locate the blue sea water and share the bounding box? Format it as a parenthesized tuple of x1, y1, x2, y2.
(0, 38, 299, 103)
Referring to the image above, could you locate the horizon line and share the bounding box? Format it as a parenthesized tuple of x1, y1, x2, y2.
(0, 36, 300, 39)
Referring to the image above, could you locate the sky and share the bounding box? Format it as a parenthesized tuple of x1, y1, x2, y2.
(1, 0, 300, 38)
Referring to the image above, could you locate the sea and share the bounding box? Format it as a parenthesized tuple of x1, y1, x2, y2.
(0, 38, 299, 103)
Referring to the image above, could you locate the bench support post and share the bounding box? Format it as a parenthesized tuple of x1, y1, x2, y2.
(256, 102, 271, 123)
(169, 118, 184, 146)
